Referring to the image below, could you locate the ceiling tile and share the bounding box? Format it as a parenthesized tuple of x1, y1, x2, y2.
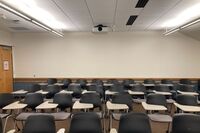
(117, 0, 138, 11)
(53, 0, 93, 31)
(86, 0, 116, 26)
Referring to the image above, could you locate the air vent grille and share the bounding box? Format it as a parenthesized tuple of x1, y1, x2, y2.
(126, 16, 138, 25)
(135, 0, 149, 8)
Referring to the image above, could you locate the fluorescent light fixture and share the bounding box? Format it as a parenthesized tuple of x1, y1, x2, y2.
(0, 2, 31, 21)
(164, 17, 200, 35)
(0, 1, 64, 37)
(2, 0, 67, 30)
(180, 19, 200, 29)
(164, 28, 180, 36)
(32, 20, 51, 31)
(162, 3, 200, 28)
(51, 30, 64, 37)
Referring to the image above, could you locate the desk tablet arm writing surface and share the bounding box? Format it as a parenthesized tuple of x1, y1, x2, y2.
(57, 128, 65, 133)
(12, 90, 28, 94)
(128, 90, 144, 95)
(72, 101, 93, 110)
(174, 102, 200, 112)
(38, 83, 48, 86)
(153, 90, 172, 96)
(59, 90, 73, 94)
(143, 84, 155, 87)
(36, 90, 48, 95)
(105, 90, 118, 95)
(36, 101, 58, 110)
(159, 84, 174, 87)
(141, 102, 167, 111)
(106, 101, 129, 110)
(82, 90, 96, 94)
(177, 90, 199, 96)
(6, 129, 16, 133)
(110, 128, 117, 133)
(2, 101, 27, 110)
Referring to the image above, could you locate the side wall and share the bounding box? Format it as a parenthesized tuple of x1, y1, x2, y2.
(12, 31, 200, 78)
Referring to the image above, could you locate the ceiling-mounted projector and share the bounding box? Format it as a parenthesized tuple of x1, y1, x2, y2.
(92, 24, 109, 32)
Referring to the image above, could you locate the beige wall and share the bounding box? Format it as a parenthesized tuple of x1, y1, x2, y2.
(0, 30, 12, 46)
(12, 31, 200, 78)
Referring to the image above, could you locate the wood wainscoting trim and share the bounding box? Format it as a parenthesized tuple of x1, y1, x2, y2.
(14, 77, 200, 83)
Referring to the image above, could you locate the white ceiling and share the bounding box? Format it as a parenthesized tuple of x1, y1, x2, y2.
(0, 0, 199, 33)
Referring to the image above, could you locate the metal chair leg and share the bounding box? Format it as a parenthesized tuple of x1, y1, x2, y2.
(3, 115, 13, 133)
(166, 122, 171, 133)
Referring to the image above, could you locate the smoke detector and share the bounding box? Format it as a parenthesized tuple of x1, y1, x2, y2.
(0, 13, 6, 19)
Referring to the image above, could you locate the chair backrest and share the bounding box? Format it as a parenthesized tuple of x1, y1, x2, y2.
(80, 93, 102, 108)
(131, 84, 146, 92)
(179, 85, 194, 92)
(172, 114, 200, 133)
(161, 79, 173, 84)
(63, 79, 72, 84)
(0, 118, 2, 133)
(76, 79, 87, 83)
(87, 85, 104, 98)
(144, 79, 155, 84)
(68, 84, 81, 90)
(68, 84, 82, 98)
(47, 78, 57, 85)
(179, 79, 192, 85)
(176, 94, 198, 106)
(45, 85, 61, 99)
(29, 84, 41, 92)
(118, 113, 151, 133)
(122, 79, 135, 86)
(53, 93, 72, 110)
(154, 85, 170, 92)
(112, 93, 133, 110)
(0, 93, 14, 108)
(87, 84, 98, 91)
(110, 84, 124, 93)
(91, 79, 103, 86)
(24, 93, 43, 110)
(62, 79, 72, 88)
(23, 115, 56, 133)
(107, 79, 119, 84)
(76, 79, 87, 88)
(197, 80, 200, 87)
(146, 94, 167, 107)
(69, 112, 102, 133)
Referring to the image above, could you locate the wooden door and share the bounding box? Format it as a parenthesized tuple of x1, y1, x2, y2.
(0, 46, 13, 93)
